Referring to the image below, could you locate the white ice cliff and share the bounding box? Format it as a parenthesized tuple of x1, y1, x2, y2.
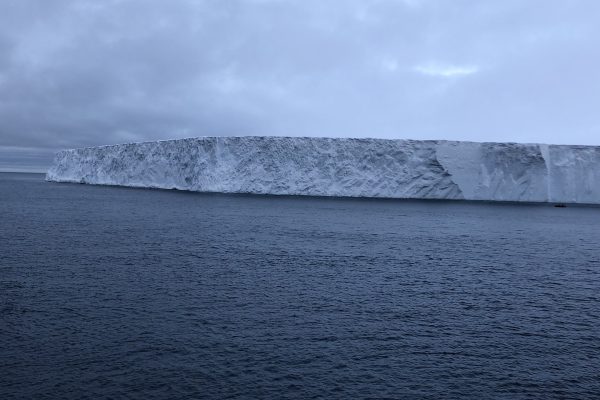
(46, 137, 600, 204)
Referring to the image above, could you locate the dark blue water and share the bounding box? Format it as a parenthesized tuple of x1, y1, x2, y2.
(1, 172, 599, 399)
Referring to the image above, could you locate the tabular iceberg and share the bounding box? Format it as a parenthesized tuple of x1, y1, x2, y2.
(46, 136, 600, 204)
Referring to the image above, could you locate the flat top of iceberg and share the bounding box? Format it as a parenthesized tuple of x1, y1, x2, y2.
(64, 135, 598, 152)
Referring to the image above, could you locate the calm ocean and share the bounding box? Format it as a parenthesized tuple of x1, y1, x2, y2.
(1, 172, 599, 399)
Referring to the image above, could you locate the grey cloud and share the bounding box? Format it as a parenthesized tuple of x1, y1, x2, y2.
(1, 0, 600, 170)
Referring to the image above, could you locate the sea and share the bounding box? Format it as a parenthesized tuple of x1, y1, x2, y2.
(1, 172, 599, 399)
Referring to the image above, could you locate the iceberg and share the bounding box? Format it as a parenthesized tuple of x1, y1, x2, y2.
(46, 136, 600, 204)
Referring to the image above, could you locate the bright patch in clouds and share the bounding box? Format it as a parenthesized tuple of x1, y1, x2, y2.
(414, 63, 479, 78)
(381, 57, 399, 72)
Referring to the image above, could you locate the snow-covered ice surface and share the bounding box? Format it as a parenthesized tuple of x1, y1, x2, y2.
(46, 137, 600, 204)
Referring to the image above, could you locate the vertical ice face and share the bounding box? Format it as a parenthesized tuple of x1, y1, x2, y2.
(436, 142, 549, 202)
(547, 145, 600, 204)
(46, 137, 600, 204)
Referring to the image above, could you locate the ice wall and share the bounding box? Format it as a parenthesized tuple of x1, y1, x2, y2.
(46, 137, 600, 204)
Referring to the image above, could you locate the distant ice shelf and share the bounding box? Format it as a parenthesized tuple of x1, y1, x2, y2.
(46, 136, 600, 204)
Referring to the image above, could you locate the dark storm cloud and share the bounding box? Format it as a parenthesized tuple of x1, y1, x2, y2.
(1, 0, 600, 170)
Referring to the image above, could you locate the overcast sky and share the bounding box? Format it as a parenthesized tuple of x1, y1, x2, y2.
(1, 0, 600, 171)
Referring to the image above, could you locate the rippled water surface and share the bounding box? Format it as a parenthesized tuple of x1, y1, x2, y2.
(1, 172, 600, 399)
